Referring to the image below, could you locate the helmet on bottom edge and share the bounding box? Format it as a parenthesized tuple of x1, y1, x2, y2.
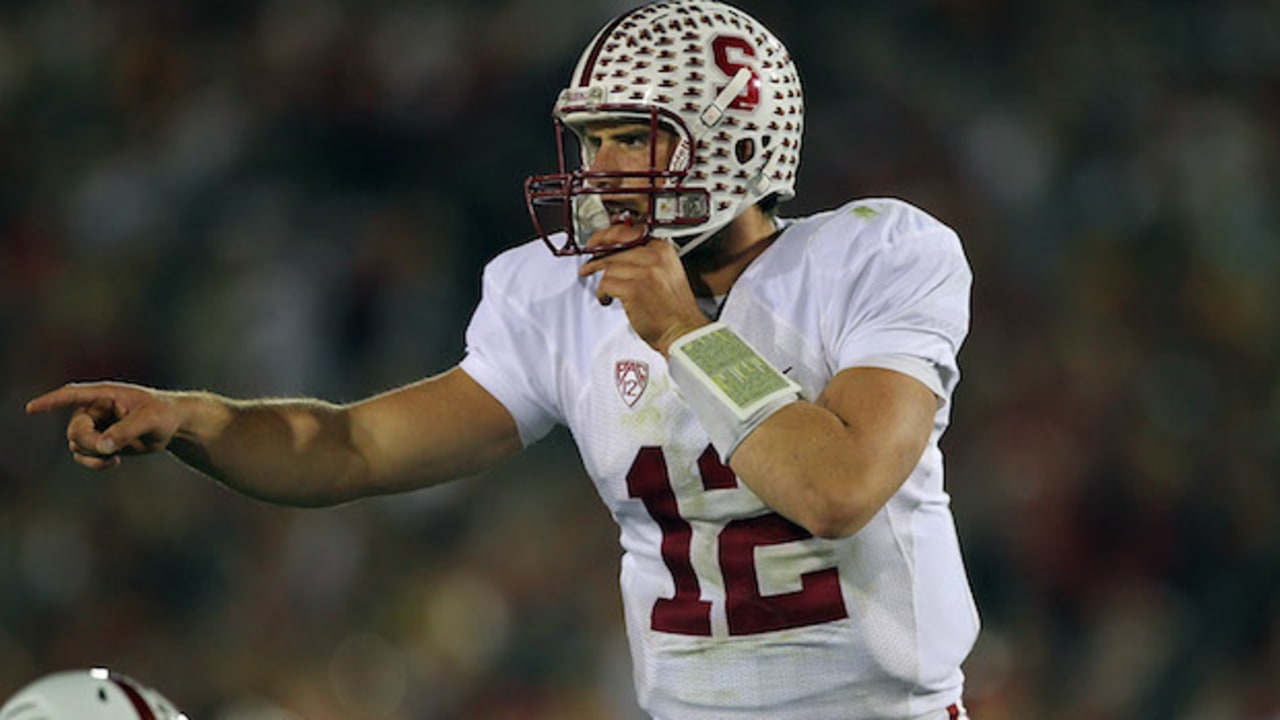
(1, 669, 187, 720)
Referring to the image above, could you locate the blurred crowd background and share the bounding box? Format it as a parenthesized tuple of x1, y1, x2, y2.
(3, 0, 1278, 718)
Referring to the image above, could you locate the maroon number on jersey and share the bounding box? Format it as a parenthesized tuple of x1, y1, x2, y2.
(625, 445, 849, 636)
(625, 447, 713, 635)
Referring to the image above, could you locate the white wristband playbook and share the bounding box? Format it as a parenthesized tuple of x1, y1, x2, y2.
(667, 321, 801, 462)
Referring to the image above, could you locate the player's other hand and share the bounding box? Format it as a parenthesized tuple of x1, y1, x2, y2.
(26, 382, 182, 470)
(579, 237, 708, 357)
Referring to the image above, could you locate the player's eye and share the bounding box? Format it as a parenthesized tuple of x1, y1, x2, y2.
(615, 132, 649, 148)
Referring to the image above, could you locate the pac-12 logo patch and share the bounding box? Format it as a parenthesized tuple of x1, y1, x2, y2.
(614, 360, 650, 407)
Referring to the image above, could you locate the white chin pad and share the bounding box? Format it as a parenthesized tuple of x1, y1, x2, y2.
(573, 194, 611, 241)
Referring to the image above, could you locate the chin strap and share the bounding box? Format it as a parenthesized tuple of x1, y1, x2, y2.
(674, 146, 783, 257)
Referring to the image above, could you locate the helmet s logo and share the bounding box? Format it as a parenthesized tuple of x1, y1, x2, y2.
(712, 36, 761, 111)
(615, 360, 650, 408)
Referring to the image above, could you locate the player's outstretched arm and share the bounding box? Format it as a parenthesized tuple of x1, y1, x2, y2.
(25, 368, 523, 507)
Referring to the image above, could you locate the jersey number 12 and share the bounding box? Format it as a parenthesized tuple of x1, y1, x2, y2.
(625, 445, 849, 636)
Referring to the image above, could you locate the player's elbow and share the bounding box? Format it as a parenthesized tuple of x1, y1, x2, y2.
(807, 516, 867, 541)
(790, 467, 903, 540)
(798, 495, 875, 540)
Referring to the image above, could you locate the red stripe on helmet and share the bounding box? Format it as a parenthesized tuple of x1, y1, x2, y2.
(577, 11, 633, 87)
(109, 675, 157, 720)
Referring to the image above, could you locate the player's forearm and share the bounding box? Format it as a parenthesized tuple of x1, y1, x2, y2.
(729, 402, 919, 539)
(166, 392, 371, 507)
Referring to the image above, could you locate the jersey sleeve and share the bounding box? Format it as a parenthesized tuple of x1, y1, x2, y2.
(458, 256, 563, 446)
(825, 207, 972, 401)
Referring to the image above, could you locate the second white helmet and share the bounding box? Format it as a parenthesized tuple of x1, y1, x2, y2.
(1, 669, 187, 720)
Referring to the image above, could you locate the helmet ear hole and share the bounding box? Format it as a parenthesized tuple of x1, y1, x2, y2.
(734, 138, 756, 164)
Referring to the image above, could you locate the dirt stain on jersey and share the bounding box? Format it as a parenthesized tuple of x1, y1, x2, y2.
(851, 204, 882, 219)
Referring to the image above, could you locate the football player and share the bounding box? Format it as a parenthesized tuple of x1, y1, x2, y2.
(28, 2, 978, 717)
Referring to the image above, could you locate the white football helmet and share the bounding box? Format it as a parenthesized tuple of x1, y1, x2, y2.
(525, 0, 803, 256)
(1, 669, 187, 720)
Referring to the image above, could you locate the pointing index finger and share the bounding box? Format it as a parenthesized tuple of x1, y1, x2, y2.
(26, 384, 114, 415)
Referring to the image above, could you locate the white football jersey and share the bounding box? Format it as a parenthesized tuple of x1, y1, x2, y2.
(460, 198, 979, 720)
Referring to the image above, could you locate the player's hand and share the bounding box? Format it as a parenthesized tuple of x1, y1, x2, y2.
(26, 382, 184, 470)
(579, 236, 709, 357)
